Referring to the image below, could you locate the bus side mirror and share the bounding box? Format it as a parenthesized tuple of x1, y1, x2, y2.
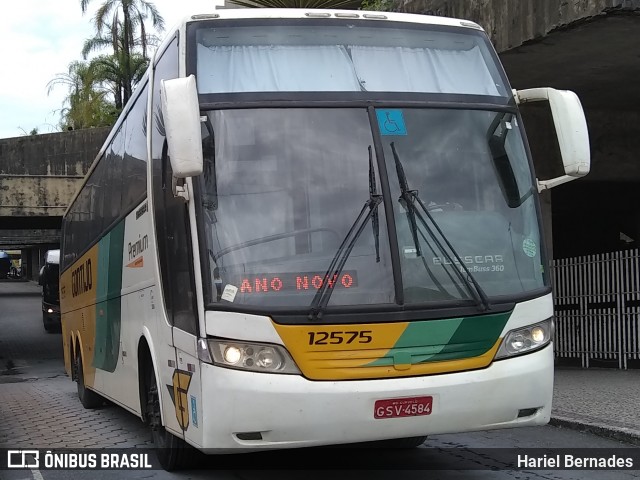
(161, 75, 204, 179)
(514, 87, 590, 191)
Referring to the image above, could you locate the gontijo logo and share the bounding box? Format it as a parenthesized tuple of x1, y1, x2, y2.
(71, 259, 92, 297)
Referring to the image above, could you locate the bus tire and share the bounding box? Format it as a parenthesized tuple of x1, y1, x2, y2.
(75, 348, 103, 409)
(370, 436, 428, 449)
(146, 369, 193, 471)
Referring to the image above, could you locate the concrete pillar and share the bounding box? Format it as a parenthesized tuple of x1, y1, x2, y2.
(27, 248, 44, 281)
(20, 250, 28, 279)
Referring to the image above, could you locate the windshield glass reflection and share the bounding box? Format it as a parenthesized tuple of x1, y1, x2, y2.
(199, 108, 394, 308)
(378, 108, 546, 304)
(199, 107, 547, 310)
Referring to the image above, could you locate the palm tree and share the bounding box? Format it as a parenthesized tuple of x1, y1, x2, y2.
(81, 19, 155, 110)
(90, 51, 149, 110)
(81, 25, 159, 63)
(80, 0, 164, 105)
(47, 61, 117, 130)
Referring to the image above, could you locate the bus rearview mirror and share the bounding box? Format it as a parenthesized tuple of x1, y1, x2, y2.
(514, 87, 590, 191)
(160, 75, 204, 179)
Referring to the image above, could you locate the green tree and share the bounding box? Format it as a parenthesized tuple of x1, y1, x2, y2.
(47, 60, 117, 130)
(80, 0, 164, 106)
(84, 38, 151, 110)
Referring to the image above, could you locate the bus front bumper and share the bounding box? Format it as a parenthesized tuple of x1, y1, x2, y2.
(198, 345, 553, 451)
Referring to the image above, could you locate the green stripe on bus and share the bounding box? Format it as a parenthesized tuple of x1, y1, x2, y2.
(93, 221, 125, 372)
(425, 313, 510, 362)
(365, 312, 511, 367)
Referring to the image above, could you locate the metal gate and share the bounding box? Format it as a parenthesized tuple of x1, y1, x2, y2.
(552, 249, 640, 369)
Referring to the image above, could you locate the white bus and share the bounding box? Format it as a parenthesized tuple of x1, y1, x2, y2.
(60, 8, 590, 470)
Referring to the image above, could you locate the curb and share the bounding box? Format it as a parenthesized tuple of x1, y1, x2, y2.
(550, 415, 640, 446)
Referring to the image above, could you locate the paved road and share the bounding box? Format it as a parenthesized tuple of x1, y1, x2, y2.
(552, 367, 640, 443)
(1, 280, 638, 479)
(0, 280, 62, 379)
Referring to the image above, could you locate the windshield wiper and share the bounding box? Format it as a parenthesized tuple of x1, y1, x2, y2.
(369, 146, 381, 263)
(308, 149, 383, 321)
(392, 143, 461, 300)
(390, 142, 491, 312)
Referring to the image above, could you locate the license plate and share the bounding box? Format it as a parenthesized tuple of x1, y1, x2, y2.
(374, 396, 433, 419)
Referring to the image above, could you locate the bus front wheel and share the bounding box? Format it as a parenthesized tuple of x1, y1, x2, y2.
(146, 371, 193, 471)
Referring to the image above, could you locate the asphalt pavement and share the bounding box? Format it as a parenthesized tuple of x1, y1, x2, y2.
(552, 366, 640, 445)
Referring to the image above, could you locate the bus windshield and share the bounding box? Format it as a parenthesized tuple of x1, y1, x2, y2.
(193, 21, 508, 96)
(198, 107, 546, 309)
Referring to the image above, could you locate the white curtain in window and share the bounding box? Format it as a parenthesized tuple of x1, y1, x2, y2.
(197, 44, 363, 93)
(197, 43, 500, 95)
(349, 45, 500, 95)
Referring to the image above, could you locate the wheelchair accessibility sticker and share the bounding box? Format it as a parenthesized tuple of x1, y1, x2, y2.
(377, 109, 407, 136)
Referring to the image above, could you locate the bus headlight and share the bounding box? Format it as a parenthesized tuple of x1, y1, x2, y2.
(199, 339, 300, 374)
(495, 318, 554, 359)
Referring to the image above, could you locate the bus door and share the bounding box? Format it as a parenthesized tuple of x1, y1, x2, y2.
(152, 137, 205, 445)
(151, 41, 204, 444)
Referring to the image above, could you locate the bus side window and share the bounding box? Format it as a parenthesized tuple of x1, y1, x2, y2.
(151, 36, 199, 335)
(162, 142, 198, 334)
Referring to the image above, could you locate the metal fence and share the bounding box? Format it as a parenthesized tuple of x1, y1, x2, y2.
(552, 249, 640, 369)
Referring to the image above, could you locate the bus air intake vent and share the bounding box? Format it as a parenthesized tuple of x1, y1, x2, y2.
(235, 432, 263, 441)
(517, 408, 539, 418)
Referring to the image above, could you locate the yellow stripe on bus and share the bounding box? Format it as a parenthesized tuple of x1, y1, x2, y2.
(60, 246, 99, 388)
(272, 320, 503, 380)
(302, 340, 501, 380)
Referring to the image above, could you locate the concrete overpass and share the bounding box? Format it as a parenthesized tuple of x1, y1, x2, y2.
(1, 0, 639, 276)
(0, 128, 109, 278)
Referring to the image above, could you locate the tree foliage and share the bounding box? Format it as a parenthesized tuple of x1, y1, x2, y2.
(47, 60, 118, 130)
(80, 0, 164, 106)
(48, 0, 163, 131)
(83, 27, 152, 109)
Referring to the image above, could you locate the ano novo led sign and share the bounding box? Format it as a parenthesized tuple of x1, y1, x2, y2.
(235, 271, 358, 293)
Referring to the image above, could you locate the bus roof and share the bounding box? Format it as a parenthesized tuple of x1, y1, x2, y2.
(148, 8, 486, 67)
(174, 8, 484, 32)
